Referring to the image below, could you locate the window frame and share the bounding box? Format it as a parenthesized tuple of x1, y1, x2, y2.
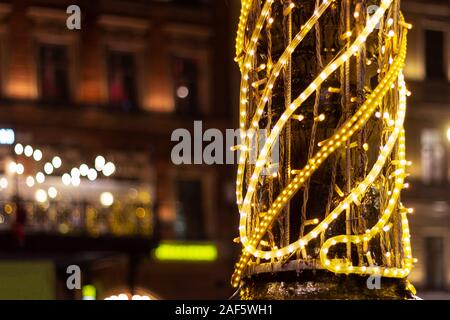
(420, 128, 448, 185)
(36, 42, 72, 102)
(28, 7, 79, 103)
(99, 15, 150, 112)
(164, 168, 215, 241)
(164, 23, 212, 116)
(421, 19, 449, 82)
(105, 49, 139, 112)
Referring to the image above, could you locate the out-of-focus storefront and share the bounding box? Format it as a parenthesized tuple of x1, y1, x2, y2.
(0, 131, 156, 239)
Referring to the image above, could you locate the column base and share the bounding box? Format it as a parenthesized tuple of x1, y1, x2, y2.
(239, 269, 417, 300)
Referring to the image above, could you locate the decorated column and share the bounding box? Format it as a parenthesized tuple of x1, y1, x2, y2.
(233, 0, 416, 299)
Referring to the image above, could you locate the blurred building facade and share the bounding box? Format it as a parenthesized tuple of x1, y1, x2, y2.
(0, 0, 447, 301)
(402, 0, 450, 298)
(0, 0, 238, 299)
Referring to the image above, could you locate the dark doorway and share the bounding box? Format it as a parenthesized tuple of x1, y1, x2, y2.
(425, 236, 445, 290)
(175, 179, 205, 240)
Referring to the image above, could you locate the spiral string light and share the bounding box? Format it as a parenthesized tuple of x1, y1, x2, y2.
(232, 0, 414, 288)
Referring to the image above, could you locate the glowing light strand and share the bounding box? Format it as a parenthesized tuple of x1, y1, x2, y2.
(232, 0, 412, 287)
(237, 0, 394, 236)
(236, 0, 333, 208)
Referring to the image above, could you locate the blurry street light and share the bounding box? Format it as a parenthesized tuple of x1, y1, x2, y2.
(0, 178, 8, 189)
(102, 162, 116, 177)
(100, 192, 114, 207)
(44, 162, 54, 175)
(35, 189, 47, 203)
(0, 129, 15, 145)
(48, 187, 58, 199)
(104, 294, 151, 300)
(71, 175, 81, 187)
(26, 176, 35, 187)
(71, 168, 80, 178)
(52, 156, 62, 168)
(87, 168, 97, 181)
(14, 144, 23, 155)
(24, 145, 33, 157)
(8, 161, 17, 174)
(62, 173, 71, 185)
(80, 164, 89, 176)
(36, 172, 45, 184)
(7, 161, 25, 175)
(95, 156, 106, 171)
(176, 86, 189, 99)
(33, 149, 43, 161)
(16, 163, 24, 175)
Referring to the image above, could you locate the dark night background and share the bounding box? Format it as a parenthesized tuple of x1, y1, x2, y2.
(0, 0, 447, 299)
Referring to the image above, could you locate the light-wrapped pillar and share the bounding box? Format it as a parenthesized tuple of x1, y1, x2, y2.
(233, 0, 416, 299)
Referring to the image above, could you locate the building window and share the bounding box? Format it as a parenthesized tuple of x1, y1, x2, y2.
(425, 30, 446, 80)
(421, 129, 447, 185)
(425, 236, 445, 290)
(107, 51, 137, 112)
(171, 56, 199, 116)
(38, 44, 70, 102)
(175, 178, 205, 240)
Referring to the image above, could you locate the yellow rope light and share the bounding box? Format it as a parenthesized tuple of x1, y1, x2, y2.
(236, 0, 334, 207)
(232, 0, 413, 288)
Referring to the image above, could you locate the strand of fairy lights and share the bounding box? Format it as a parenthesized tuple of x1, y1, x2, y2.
(238, 0, 395, 246)
(4, 143, 116, 199)
(237, 0, 274, 148)
(235, 0, 252, 66)
(319, 74, 412, 277)
(233, 59, 407, 284)
(237, 0, 385, 215)
(237, 0, 392, 223)
(236, 0, 333, 207)
(232, 0, 413, 287)
(61, 155, 115, 187)
(241, 28, 407, 257)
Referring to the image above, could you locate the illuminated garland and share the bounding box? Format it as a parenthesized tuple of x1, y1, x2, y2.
(4, 143, 117, 204)
(232, 0, 414, 288)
